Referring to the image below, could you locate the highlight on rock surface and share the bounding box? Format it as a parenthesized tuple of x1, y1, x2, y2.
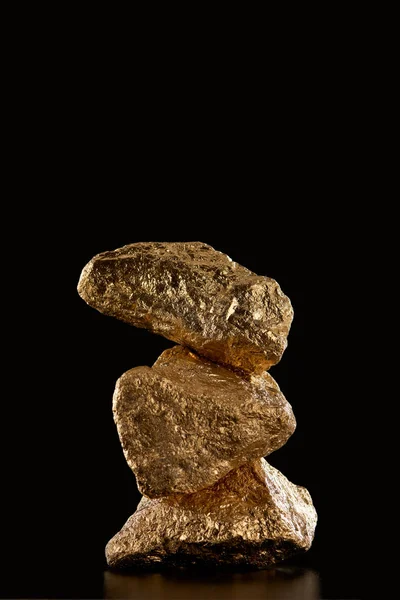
(78, 241, 293, 373)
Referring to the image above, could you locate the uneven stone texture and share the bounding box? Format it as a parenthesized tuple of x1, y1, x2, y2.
(106, 459, 317, 570)
(113, 346, 296, 497)
(78, 242, 293, 373)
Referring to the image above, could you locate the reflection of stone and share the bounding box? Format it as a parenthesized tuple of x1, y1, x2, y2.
(113, 346, 296, 497)
(104, 569, 320, 600)
(78, 241, 293, 373)
(106, 459, 317, 570)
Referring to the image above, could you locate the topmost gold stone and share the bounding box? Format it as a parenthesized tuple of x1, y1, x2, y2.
(78, 242, 293, 373)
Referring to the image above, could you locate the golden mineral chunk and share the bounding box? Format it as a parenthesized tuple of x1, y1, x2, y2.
(105, 459, 317, 569)
(113, 346, 295, 497)
(78, 242, 293, 373)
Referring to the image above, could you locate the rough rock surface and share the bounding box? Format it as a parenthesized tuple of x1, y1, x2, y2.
(106, 459, 317, 569)
(78, 241, 293, 373)
(113, 346, 296, 497)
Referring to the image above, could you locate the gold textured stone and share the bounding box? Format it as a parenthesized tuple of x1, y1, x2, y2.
(113, 346, 296, 497)
(105, 459, 317, 569)
(77, 242, 293, 373)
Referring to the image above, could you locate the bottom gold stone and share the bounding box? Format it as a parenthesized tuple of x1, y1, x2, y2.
(106, 459, 317, 570)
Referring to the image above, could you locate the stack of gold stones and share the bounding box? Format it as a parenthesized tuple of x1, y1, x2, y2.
(78, 242, 317, 569)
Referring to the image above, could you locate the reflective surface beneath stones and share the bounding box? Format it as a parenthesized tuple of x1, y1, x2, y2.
(104, 567, 320, 599)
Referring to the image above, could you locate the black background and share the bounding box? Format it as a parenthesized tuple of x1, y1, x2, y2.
(1, 25, 378, 598)
(2, 212, 367, 599)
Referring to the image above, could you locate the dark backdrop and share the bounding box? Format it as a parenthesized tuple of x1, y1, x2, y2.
(2, 211, 366, 599)
(2, 8, 386, 597)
